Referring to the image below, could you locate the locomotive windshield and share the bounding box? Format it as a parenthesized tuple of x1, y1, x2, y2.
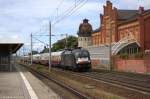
(81, 51, 89, 57)
(75, 50, 90, 58)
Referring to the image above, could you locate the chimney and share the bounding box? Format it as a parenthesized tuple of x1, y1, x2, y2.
(83, 18, 89, 23)
(107, 0, 111, 5)
(114, 7, 118, 19)
(100, 14, 103, 24)
(139, 6, 144, 14)
(106, 0, 112, 6)
(114, 7, 117, 11)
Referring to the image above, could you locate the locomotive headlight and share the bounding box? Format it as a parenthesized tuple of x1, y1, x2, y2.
(76, 57, 89, 64)
(88, 60, 91, 63)
(76, 58, 81, 64)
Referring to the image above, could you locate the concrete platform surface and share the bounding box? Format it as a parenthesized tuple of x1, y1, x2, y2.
(0, 64, 60, 99)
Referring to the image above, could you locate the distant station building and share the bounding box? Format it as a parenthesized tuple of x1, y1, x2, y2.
(77, 0, 150, 70)
(92, 0, 150, 54)
(0, 37, 23, 71)
(77, 19, 93, 48)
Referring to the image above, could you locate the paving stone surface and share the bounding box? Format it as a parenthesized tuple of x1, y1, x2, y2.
(0, 64, 60, 99)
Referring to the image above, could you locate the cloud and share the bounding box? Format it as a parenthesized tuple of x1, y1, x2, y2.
(0, 0, 149, 52)
(114, 0, 150, 9)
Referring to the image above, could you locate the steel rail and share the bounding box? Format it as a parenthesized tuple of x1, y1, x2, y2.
(23, 65, 91, 99)
(52, 68, 150, 95)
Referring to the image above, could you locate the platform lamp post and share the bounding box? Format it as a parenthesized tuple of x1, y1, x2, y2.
(109, 16, 113, 71)
(49, 21, 52, 71)
(23, 46, 25, 64)
(65, 33, 68, 49)
(30, 33, 33, 65)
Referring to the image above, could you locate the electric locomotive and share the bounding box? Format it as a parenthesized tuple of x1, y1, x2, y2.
(51, 48, 91, 71)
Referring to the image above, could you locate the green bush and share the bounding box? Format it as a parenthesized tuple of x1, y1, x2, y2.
(36, 66, 43, 71)
(135, 52, 144, 58)
(119, 53, 129, 59)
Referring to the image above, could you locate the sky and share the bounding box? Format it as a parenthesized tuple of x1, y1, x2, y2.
(0, 0, 149, 53)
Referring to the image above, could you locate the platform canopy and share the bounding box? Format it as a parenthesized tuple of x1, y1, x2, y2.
(0, 37, 23, 53)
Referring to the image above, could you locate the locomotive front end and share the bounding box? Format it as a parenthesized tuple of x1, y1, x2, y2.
(74, 49, 91, 71)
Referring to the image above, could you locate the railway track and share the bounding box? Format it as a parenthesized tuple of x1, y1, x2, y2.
(81, 72, 150, 93)
(53, 68, 150, 94)
(93, 71, 150, 82)
(23, 65, 91, 99)
(20, 63, 150, 98)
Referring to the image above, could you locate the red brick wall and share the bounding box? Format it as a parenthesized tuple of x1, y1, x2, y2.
(92, 1, 118, 46)
(91, 1, 150, 51)
(101, 1, 117, 44)
(144, 15, 150, 50)
(91, 59, 109, 69)
(145, 60, 150, 72)
(91, 59, 100, 69)
(92, 32, 101, 46)
(118, 22, 140, 42)
(115, 60, 148, 73)
(113, 56, 150, 73)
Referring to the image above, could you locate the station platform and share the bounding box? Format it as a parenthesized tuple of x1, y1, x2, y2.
(0, 64, 60, 99)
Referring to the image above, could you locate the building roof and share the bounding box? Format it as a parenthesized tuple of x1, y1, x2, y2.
(143, 9, 150, 15)
(92, 7, 150, 34)
(117, 10, 139, 21)
(117, 9, 139, 25)
(0, 36, 23, 53)
(92, 28, 101, 34)
(77, 19, 93, 37)
(92, 10, 139, 34)
(118, 9, 150, 25)
(0, 37, 22, 44)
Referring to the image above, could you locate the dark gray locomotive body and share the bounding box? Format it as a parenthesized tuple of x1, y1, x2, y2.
(60, 49, 91, 71)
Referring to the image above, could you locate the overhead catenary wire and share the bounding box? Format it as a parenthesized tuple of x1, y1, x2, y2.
(52, 0, 82, 22)
(51, 0, 65, 21)
(57, 0, 65, 8)
(23, 0, 89, 56)
(30, 0, 67, 35)
(30, 0, 65, 35)
(30, 0, 88, 36)
(52, 0, 88, 25)
(31, 33, 69, 50)
(32, 36, 49, 46)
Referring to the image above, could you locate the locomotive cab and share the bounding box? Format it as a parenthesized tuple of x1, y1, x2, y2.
(72, 49, 91, 71)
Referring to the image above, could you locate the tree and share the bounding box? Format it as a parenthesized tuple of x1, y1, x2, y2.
(51, 35, 78, 52)
(40, 35, 78, 52)
(40, 46, 49, 53)
(28, 50, 39, 55)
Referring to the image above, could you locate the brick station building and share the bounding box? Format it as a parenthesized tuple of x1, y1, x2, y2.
(92, 0, 150, 53)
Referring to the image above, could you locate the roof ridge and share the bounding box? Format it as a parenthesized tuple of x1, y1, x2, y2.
(118, 9, 138, 11)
